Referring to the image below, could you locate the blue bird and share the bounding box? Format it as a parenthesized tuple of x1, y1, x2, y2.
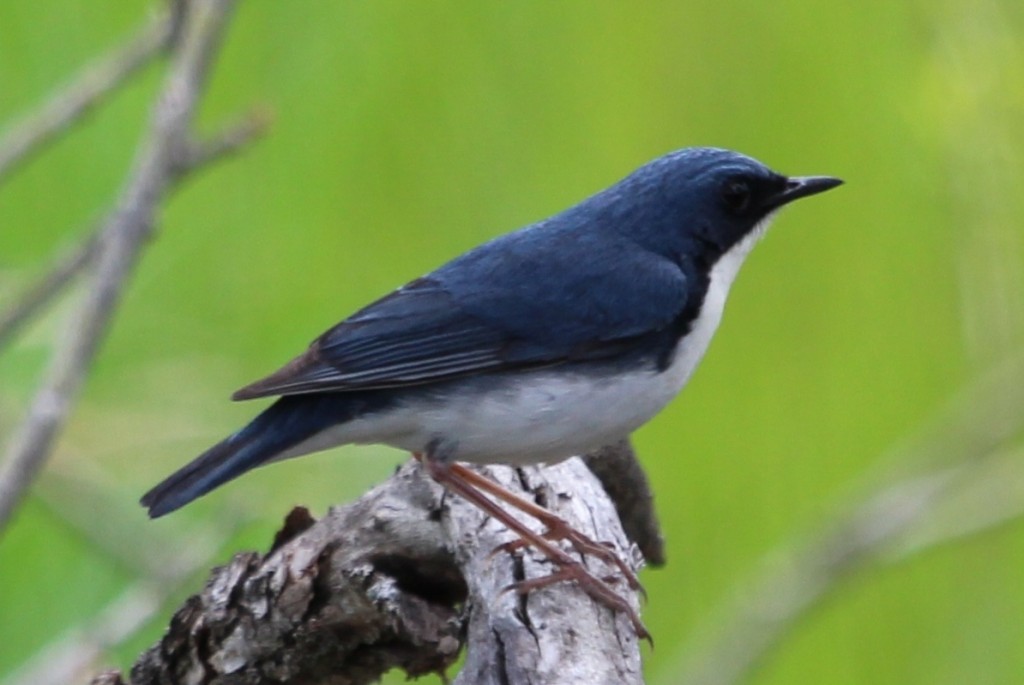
(142, 147, 841, 637)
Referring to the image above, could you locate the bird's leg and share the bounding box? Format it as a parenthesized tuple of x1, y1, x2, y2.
(447, 462, 642, 593)
(414, 451, 649, 641)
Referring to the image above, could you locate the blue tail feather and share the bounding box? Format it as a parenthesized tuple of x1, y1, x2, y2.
(141, 394, 371, 518)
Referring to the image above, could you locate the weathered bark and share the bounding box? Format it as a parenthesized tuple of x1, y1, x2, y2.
(451, 462, 645, 685)
(99, 458, 645, 685)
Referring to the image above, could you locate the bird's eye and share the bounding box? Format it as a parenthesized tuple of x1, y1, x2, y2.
(721, 179, 752, 213)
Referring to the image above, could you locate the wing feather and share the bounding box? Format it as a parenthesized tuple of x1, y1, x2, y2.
(233, 280, 520, 399)
(233, 232, 693, 400)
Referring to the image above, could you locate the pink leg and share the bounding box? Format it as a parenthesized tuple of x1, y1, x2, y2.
(415, 452, 649, 641)
(449, 462, 642, 593)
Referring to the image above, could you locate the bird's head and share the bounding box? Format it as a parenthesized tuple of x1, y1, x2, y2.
(602, 147, 842, 264)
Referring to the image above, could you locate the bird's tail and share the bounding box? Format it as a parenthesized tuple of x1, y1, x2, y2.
(141, 394, 358, 518)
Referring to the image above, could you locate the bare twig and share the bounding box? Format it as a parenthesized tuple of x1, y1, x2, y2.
(0, 12, 172, 184)
(0, 112, 267, 353)
(0, 230, 101, 351)
(674, 357, 1024, 685)
(0, 0, 244, 535)
(177, 107, 273, 173)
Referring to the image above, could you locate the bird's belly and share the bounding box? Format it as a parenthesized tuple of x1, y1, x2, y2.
(341, 335, 706, 465)
(403, 371, 679, 464)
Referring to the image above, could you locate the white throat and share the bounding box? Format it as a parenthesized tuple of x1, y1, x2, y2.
(657, 213, 776, 396)
(703, 213, 775, 316)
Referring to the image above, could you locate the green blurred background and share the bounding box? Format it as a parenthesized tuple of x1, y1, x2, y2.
(2, 1, 1023, 683)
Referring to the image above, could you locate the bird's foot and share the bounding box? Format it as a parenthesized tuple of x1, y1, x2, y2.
(503, 565, 651, 643)
(417, 454, 649, 640)
(492, 525, 644, 596)
(450, 461, 643, 594)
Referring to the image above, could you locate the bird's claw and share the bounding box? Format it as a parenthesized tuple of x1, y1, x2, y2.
(488, 520, 645, 598)
(501, 566, 651, 644)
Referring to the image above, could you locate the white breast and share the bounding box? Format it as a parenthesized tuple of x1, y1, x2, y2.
(284, 218, 774, 465)
(668, 215, 773, 391)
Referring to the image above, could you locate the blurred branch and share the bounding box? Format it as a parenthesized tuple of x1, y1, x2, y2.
(176, 107, 273, 172)
(890, 446, 1024, 560)
(936, 2, 1024, 366)
(5, 529, 232, 685)
(0, 111, 268, 354)
(92, 461, 644, 685)
(0, 229, 100, 351)
(6, 465, 241, 685)
(0, 0, 255, 535)
(0, 12, 172, 184)
(674, 357, 1024, 685)
(35, 467, 240, 580)
(8, 584, 169, 685)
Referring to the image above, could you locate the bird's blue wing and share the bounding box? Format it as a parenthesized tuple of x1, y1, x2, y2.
(233, 230, 690, 399)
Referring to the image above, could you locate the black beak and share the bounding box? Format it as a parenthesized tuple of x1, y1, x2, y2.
(766, 175, 843, 210)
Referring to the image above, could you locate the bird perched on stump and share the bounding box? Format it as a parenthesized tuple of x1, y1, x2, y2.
(142, 147, 842, 639)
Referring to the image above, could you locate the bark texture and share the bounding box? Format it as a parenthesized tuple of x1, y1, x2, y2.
(98, 458, 645, 685)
